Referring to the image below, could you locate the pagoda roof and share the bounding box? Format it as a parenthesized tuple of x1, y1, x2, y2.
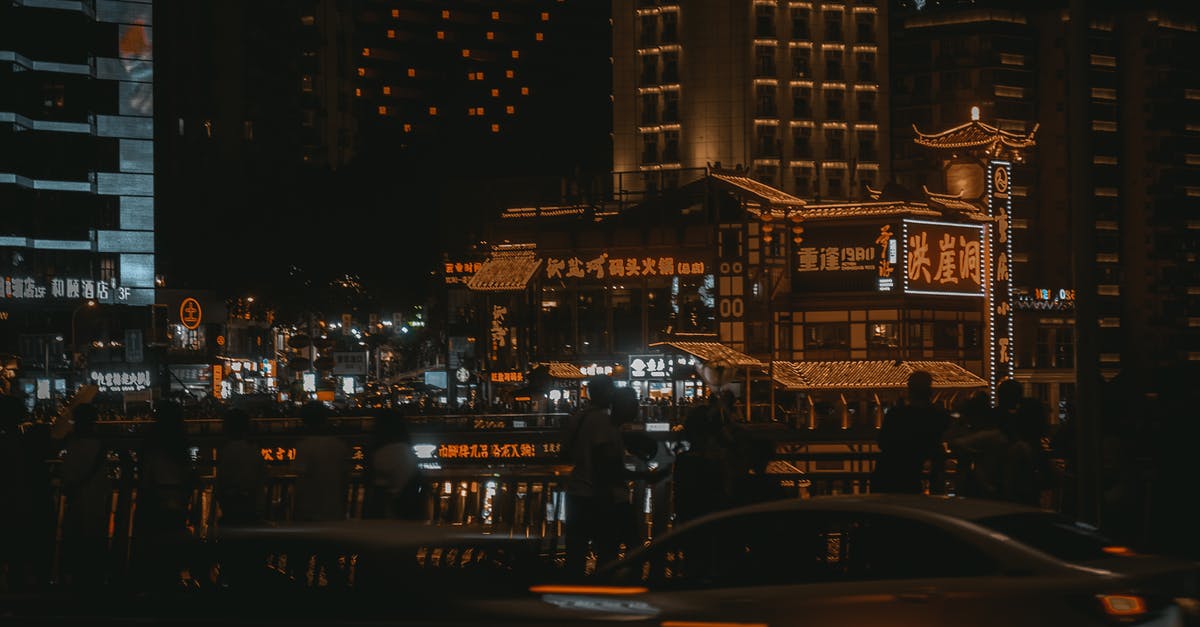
(466, 248, 542, 292)
(913, 120, 1038, 156)
(708, 170, 807, 210)
(767, 201, 942, 221)
(650, 340, 764, 368)
(534, 362, 589, 380)
(770, 360, 987, 391)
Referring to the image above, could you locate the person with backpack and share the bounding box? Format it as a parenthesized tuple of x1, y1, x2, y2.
(562, 374, 626, 578)
(59, 403, 114, 588)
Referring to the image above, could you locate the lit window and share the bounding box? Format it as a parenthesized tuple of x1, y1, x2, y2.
(521, 86, 529, 95)
(437, 30, 445, 39)
(535, 32, 544, 41)
(357, 67, 365, 76)
(387, 29, 396, 38)
(362, 47, 371, 56)
(506, 105, 515, 114)
(491, 88, 500, 97)
(442, 9, 450, 19)
(505, 69, 514, 78)
(382, 86, 392, 95)
(541, 11, 549, 21)
(487, 31, 495, 40)
(462, 48, 471, 57)
(301, 15, 315, 26)
(467, 72, 475, 80)
(468, 107, 476, 116)
(429, 106, 438, 115)
(378, 106, 387, 115)
(511, 49, 520, 59)
(408, 68, 416, 77)
(391, 9, 399, 18)
(355, 88, 362, 97)
(403, 123, 412, 132)
(492, 10, 500, 20)
(478, 106, 485, 115)
(477, 71, 485, 80)
(491, 123, 500, 132)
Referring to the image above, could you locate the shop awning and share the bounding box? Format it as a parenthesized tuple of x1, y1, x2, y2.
(467, 250, 542, 292)
(769, 360, 987, 392)
(649, 341, 765, 368)
(535, 361, 588, 380)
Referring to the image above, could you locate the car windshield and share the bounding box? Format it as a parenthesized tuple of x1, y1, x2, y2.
(974, 512, 1119, 562)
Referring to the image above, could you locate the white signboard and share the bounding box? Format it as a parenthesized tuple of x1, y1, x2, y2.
(332, 351, 368, 375)
(3, 277, 132, 303)
(89, 368, 153, 392)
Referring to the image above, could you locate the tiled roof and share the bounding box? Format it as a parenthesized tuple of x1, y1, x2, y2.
(650, 341, 765, 368)
(466, 250, 542, 292)
(709, 171, 807, 209)
(780, 201, 942, 221)
(536, 362, 588, 380)
(912, 121, 1038, 153)
(501, 205, 587, 219)
(770, 360, 987, 391)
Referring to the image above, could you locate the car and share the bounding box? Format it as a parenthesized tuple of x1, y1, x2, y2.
(481, 494, 1200, 627)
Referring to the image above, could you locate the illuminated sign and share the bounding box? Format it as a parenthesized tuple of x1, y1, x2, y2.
(1016, 288, 1075, 311)
(792, 224, 897, 292)
(579, 364, 614, 376)
(260, 447, 297, 463)
(180, 297, 203, 330)
(544, 253, 706, 282)
(88, 368, 152, 392)
(443, 261, 483, 285)
(489, 371, 524, 383)
(4, 277, 132, 303)
(490, 305, 508, 351)
(333, 351, 368, 375)
(902, 220, 985, 297)
(987, 161, 1016, 393)
(212, 364, 224, 399)
(435, 442, 560, 460)
(629, 355, 671, 379)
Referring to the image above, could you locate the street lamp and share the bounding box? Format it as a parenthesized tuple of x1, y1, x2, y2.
(71, 299, 97, 355)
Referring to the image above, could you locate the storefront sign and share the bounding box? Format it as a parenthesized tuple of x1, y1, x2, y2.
(629, 355, 671, 379)
(544, 253, 706, 282)
(987, 161, 1016, 393)
(434, 442, 559, 460)
(333, 351, 368, 375)
(212, 364, 224, 399)
(88, 368, 153, 392)
(180, 297, 203, 329)
(793, 224, 897, 292)
(489, 371, 524, 383)
(260, 447, 297, 462)
(443, 261, 483, 285)
(579, 364, 614, 376)
(3, 277, 132, 303)
(1016, 288, 1075, 311)
(902, 220, 985, 297)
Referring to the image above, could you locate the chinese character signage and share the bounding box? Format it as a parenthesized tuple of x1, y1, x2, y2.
(332, 351, 368, 375)
(3, 277, 132, 303)
(260, 447, 298, 463)
(987, 161, 1015, 390)
(543, 253, 706, 282)
(489, 371, 524, 383)
(443, 260, 483, 285)
(433, 441, 558, 461)
(88, 368, 153, 392)
(629, 355, 671, 379)
(902, 220, 985, 297)
(793, 224, 897, 292)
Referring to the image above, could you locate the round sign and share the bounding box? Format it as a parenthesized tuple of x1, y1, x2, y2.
(456, 367, 470, 383)
(179, 297, 203, 330)
(993, 166, 1009, 195)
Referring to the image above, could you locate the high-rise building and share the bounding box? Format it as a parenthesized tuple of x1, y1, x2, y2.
(612, 0, 890, 201)
(1, 1, 156, 360)
(890, 2, 1200, 410)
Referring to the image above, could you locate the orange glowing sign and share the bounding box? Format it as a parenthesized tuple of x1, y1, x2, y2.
(180, 297, 203, 330)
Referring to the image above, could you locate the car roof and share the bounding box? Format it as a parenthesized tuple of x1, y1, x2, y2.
(733, 493, 1049, 521)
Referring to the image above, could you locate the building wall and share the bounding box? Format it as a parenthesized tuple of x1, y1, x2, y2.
(613, 0, 890, 201)
(1, 0, 156, 307)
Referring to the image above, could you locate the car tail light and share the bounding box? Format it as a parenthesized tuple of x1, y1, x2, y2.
(1101, 546, 1137, 557)
(1097, 594, 1148, 617)
(529, 584, 648, 595)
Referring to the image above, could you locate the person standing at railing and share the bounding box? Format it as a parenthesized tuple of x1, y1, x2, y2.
(363, 409, 422, 520)
(871, 371, 949, 495)
(563, 374, 624, 578)
(133, 400, 199, 590)
(1, 392, 48, 591)
(59, 403, 114, 588)
(291, 401, 350, 522)
(215, 408, 266, 525)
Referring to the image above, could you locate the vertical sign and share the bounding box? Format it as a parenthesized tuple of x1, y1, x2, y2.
(986, 161, 1015, 398)
(125, 329, 144, 363)
(212, 364, 224, 399)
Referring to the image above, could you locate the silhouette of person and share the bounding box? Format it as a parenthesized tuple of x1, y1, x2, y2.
(948, 390, 1010, 500)
(1, 393, 47, 591)
(364, 409, 421, 520)
(564, 374, 625, 578)
(59, 402, 113, 587)
(671, 404, 736, 525)
(872, 371, 949, 494)
(134, 401, 198, 590)
(291, 402, 350, 522)
(216, 408, 266, 525)
(733, 437, 788, 507)
(1000, 395, 1049, 508)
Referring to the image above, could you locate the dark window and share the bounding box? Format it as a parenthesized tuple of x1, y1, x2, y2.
(793, 87, 812, 117)
(857, 91, 877, 119)
(825, 51, 843, 80)
(792, 10, 810, 38)
(826, 175, 844, 199)
(641, 55, 658, 84)
(793, 126, 813, 158)
(641, 133, 658, 164)
(793, 168, 812, 195)
(823, 11, 842, 41)
(641, 93, 658, 124)
(825, 91, 844, 119)
(806, 323, 849, 350)
(856, 52, 876, 81)
(661, 12, 677, 42)
(662, 52, 679, 83)
(857, 129, 877, 160)
(663, 91, 679, 122)
(756, 4, 775, 37)
(792, 48, 811, 78)
(756, 85, 777, 116)
(933, 321, 958, 350)
(855, 12, 875, 43)
(757, 46, 776, 77)
(640, 15, 657, 46)
(825, 127, 844, 158)
(663, 130, 679, 162)
(756, 124, 779, 157)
